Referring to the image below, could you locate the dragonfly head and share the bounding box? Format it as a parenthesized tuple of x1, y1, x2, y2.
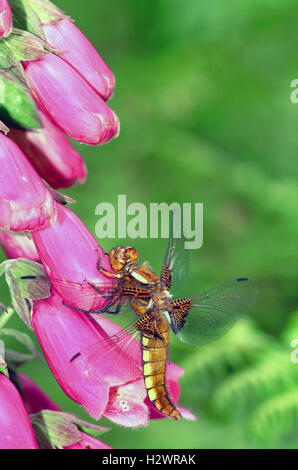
(109, 246, 138, 272)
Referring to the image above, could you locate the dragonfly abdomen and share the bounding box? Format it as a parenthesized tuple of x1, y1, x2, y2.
(141, 332, 181, 421)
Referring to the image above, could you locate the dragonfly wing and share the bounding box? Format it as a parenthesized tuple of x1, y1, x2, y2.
(48, 278, 120, 312)
(170, 278, 259, 347)
(161, 211, 189, 294)
(67, 319, 143, 386)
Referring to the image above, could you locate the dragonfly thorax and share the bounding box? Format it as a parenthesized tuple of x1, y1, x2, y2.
(151, 289, 173, 317)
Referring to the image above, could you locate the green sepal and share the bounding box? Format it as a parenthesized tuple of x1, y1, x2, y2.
(0, 39, 30, 89)
(30, 411, 87, 449)
(4, 348, 37, 367)
(0, 75, 41, 129)
(2, 258, 51, 300)
(28, 0, 68, 25)
(30, 410, 110, 449)
(0, 258, 51, 330)
(6, 28, 62, 62)
(10, 0, 45, 40)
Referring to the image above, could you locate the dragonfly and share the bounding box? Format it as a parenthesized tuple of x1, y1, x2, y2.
(65, 227, 259, 421)
(16, 245, 161, 315)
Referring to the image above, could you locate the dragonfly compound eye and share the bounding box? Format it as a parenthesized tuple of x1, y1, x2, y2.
(109, 246, 126, 272)
(124, 247, 138, 263)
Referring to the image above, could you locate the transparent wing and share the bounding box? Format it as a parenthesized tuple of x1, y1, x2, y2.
(170, 278, 259, 347)
(161, 211, 189, 294)
(67, 317, 143, 385)
(49, 278, 120, 312)
(11, 273, 127, 315)
(48, 278, 153, 313)
(8, 275, 51, 300)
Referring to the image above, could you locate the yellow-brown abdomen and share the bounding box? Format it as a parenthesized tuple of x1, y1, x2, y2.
(141, 329, 181, 421)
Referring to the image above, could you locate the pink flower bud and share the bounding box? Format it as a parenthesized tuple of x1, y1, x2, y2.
(9, 110, 87, 189)
(32, 291, 148, 428)
(24, 54, 119, 145)
(0, 0, 12, 38)
(32, 293, 111, 420)
(0, 373, 39, 449)
(43, 19, 115, 101)
(0, 231, 40, 261)
(0, 133, 56, 231)
(32, 202, 115, 311)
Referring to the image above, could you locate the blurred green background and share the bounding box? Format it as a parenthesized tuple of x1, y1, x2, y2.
(1, 0, 298, 449)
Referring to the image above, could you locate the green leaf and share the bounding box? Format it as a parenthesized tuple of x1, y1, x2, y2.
(10, 0, 45, 40)
(4, 348, 36, 367)
(0, 39, 30, 88)
(30, 411, 109, 449)
(30, 411, 83, 448)
(0, 328, 42, 360)
(3, 258, 51, 299)
(0, 75, 40, 129)
(28, 0, 68, 25)
(5, 270, 33, 329)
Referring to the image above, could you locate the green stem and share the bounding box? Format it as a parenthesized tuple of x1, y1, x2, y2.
(0, 305, 14, 329)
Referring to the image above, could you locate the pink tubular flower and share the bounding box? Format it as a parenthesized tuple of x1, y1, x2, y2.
(24, 54, 119, 145)
(8, 110, 87, 189)
(0, 231, 40, 261)
(0, 132, 56, 231)
(32, 202, 116, 311)
(0, 373, 39, 449)
(43, 19, 115, 101)
(32, 291, 148, 427)
(0, 0, 12, 38)
(18, 373, 112, 449)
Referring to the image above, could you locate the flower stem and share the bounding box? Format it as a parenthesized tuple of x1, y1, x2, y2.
(0, 305, 14, 329)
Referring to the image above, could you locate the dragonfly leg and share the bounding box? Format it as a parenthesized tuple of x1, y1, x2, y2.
(86, 280, 113, 301)
(104, 302, 122, 314)
(62, 300, 106, 315)
(96, 255, 120, 279)
(97, 297, 122, 314)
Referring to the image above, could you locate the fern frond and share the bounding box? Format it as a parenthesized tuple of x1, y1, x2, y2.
(250, 388, 298, 444)
(212, 349, 298, 415)
(281, 310, 298, 345)
(180, 320, 270, 385)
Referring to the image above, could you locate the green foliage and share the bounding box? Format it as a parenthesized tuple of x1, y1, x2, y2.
(180, 313, 298, 444)
(250, 389, 298, 444)
(181, 321, 269, 385)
